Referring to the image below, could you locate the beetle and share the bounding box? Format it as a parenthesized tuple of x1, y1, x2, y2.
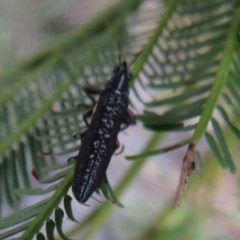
(71, 60, 136, 203)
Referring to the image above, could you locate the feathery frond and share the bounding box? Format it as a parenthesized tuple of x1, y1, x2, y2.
(1, 0, 240, 239)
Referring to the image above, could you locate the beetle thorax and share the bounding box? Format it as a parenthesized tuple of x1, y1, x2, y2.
(105, 61, 132, 96)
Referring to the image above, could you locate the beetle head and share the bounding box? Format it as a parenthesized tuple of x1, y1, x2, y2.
(105, 61, 132, 96)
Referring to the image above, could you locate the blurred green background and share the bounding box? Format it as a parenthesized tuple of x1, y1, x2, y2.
(1, 1, 240, 239)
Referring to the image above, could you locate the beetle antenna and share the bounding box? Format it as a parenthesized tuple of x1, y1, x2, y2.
(117, 41, 122, 64)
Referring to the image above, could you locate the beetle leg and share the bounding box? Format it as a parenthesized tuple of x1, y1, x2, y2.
(113, 110, 135, 156)
(120, 109, 136, 131)
(83, 108, 94, 127)
(78, 88, 99, 108)
(83, 86, 102, 105)
(67, 155, 77, 163)
(77, 102, 93, 110)
(73, 111, 91, 139)
(77, 86, 101, 111)
(75, 87, 101, 138)
(74, 130, 86, 140)
(75, 87, 100, 138)
(114, 139, 125, 155)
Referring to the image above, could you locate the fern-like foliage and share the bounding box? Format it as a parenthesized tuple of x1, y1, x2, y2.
(0, 0, 240, 239)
